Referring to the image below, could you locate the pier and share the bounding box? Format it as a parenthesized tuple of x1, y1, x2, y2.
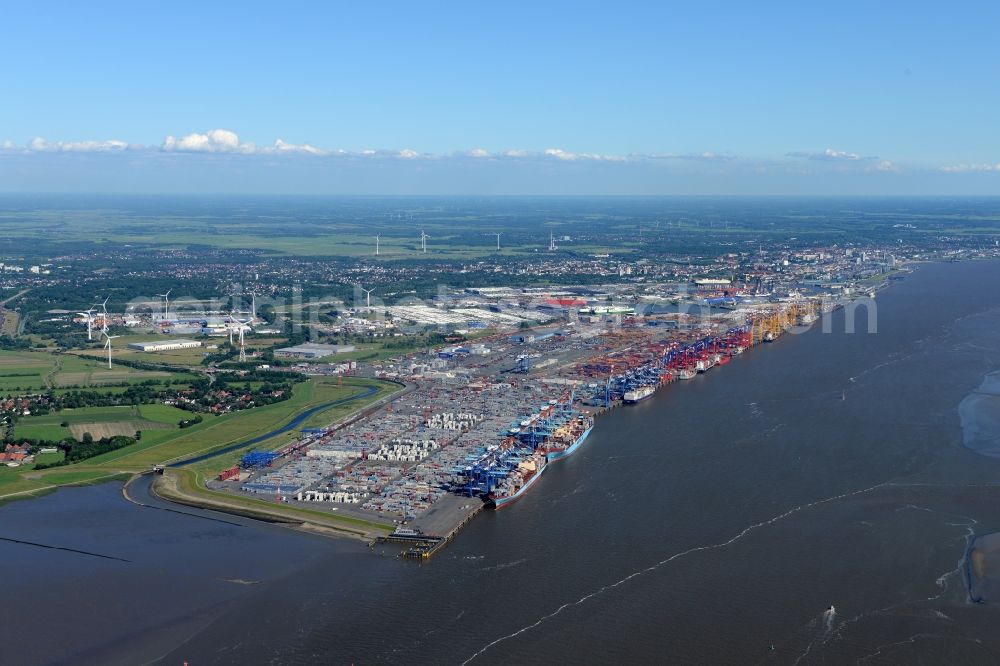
(378, 494, 484, 559)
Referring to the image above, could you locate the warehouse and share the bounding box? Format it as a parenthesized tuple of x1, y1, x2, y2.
(274, 343, 356, 359)
(127, 339, 202, 352)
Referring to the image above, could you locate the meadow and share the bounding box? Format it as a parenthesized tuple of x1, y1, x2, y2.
(15, 404, 191, 442)
(0, 349, 192, 392)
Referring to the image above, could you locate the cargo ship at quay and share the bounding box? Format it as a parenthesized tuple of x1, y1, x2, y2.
(454, 396, 595, 509)
(448, 304, 822, 514)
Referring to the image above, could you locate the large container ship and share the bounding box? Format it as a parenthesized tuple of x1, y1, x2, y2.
(489, 450, 548, 509)
(457, 396, 595, 509)
(623, 385, 655, 403)
(543, 414, 594, 462)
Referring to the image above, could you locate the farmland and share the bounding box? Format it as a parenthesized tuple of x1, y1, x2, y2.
(0, 349, 193, 391)
(0, 376, 399, 502)
(15, 404, 191, 442)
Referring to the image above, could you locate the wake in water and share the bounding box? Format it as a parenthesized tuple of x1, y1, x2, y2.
(790, 606, 838, 665)
(791, 502, 980, 664)
(459, 482, 890, 665)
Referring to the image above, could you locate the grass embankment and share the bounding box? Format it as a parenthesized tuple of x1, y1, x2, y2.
(0, 470, 134, 505)
(0, 377, 400, 505)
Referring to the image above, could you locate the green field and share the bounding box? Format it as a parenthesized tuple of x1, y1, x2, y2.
(0, 349, 54, 390)
(0, 377, 399, 502)
(71, 344, 211, 368)
(15, 404, 193, 441)
(32, 450, 65, 466)
(0, 349, 194, 391)
(16, 424, 70, 441)
(99, 377, 396, 471)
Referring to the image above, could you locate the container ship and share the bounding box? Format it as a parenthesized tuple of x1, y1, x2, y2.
(543, 414, 594, 462)
(623, 385, 655, 403)
(456, 396, 594, 509)
(489, 449, 548, 509)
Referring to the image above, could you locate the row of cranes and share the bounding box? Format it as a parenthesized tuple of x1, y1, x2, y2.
(585, 326, 752, 407)
(583, 302, 821, 406)
(453, 392, 576, 497)
(750, 301, 818, 344)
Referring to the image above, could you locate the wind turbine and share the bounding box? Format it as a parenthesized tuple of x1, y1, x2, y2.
(236, 317, 252, 362)
(79, 305, 97, 341)
(158, 290, 171, 319)
(245, 291, 256, 322)
(99, 297, 110, 334)
(359, 286, 374, 308)
(101, 329, 120, 369)
(494, 232, 502, 251)
(375, 235, 380, 256)
(420, 230, 429, 253)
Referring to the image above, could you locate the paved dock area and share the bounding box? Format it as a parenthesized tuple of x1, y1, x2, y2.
(408, 493, 482, 537)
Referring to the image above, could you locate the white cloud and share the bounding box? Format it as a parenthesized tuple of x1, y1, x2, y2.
(788, 148, 861, 161)
(543, 148, 627, 162)
(824, 148, 859, 160)
(271, 138, 326, 155)
(162, 129, 251, 153)
(788, 149, 901, 172)
(941, 163, 1000, 173)
(0, 132, 921, 178)
(9, 137, 132, 152)
(544, 148, 577, 161)
(160, 129, 330, 155)
(647, 151, 735, 162)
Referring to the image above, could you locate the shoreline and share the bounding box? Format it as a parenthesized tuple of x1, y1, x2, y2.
(131, 472, 385, 543)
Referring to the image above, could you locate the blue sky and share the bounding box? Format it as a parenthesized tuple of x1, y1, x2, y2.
(2, 1, 999, 194)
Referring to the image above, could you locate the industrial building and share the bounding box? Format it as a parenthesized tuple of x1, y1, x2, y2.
(274, 343, 356, 359)
(127, 339, 202, 352)
(510, 331, 562, 344)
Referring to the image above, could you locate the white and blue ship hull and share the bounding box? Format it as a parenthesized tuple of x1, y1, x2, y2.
(490, 461, 547, 509)
(545, 426, 594, 463)
(488, 423, 595, 509)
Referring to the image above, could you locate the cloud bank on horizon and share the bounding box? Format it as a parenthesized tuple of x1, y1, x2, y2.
(3, 127, 898, 165)
(0, 128, 994, 195)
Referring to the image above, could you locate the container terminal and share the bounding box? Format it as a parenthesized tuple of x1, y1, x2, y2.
(203, 296, 837, 558)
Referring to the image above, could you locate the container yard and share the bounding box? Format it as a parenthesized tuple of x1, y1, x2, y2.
(203, 294, 837, 558)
